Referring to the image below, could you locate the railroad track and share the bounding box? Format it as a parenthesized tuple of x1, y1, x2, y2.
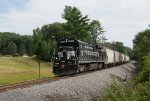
(0, 76, 69, 93)
(0, 69, 99, 93)
(0, 64, 128, 93)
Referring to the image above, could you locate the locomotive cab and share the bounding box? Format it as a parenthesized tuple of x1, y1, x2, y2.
(53, 40, 78, 75)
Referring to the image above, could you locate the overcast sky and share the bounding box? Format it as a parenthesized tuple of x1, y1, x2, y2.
(0, 0, 150, 48)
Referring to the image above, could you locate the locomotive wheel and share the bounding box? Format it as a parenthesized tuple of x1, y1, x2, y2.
(100, 64, 103, 69)
(97, 64, 102, 69)
(84, 64, 90, 71)
(104, 64, 107, 68)
(79, 65, 85, 72)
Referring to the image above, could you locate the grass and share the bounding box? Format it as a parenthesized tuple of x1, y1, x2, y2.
(0, 56, 55, 85)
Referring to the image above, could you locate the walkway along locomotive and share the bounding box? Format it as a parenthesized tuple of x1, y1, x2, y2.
(52, 39, 129, 75)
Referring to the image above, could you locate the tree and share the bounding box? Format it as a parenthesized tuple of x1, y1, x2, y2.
(0, 32, 33, 56)
(62, 6, 90, 41)
(33, 24, 57, 60)
(41, 22, 64, 41)
(115, 42, 124, 53)
(34, 40, 56, 60)
(22, 35, 33, 56)
(19, 43, 26, 56)
(133, 29, 150, 60)
(7, 41, 17, 55)
(89, 20, 104, 44)
(2, 47, 8, 55)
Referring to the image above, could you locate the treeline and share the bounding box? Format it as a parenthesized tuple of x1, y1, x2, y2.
(103, 28, 150, 101)
(0, 32, 33, 56)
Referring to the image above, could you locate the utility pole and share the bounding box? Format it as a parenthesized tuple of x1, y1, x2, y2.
(100, 34, 107, 47)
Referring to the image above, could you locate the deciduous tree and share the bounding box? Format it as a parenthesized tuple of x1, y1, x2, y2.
(19, 43, 26, 56)
(133, 29, 150, 60)
(62, 6, 90, 41)
(7, 41, 17, 55)
(89, 20, 104, 44)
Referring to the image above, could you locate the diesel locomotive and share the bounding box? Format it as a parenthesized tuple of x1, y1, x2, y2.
(52, 39, 129, 75)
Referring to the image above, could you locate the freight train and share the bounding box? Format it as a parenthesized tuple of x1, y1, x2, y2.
(52, 39, 129, 75)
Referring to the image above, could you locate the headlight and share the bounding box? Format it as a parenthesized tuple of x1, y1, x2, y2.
(67, 57, 70, 60)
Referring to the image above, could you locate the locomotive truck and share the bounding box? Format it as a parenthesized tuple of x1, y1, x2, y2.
(52, 39, 129, 75)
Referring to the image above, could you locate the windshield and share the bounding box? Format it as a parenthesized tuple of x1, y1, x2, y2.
(57, 46, 75, 60)
(66, 51, 75, 58)
(58, 52, 63, 57)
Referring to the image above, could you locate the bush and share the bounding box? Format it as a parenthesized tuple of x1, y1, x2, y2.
(135, 81, 150, 101)
(102, 81, 125, 101)
(136, 53, 150, 83)
(103, 53, 150, 101)
(103, 80, 150, 101)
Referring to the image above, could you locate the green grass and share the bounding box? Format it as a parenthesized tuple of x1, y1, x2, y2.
(0, 56, 55, 85)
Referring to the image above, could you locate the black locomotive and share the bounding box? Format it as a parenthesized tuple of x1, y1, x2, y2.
(52, 39, 129, 75)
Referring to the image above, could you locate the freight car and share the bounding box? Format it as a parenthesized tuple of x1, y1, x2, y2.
(52, 39, 129, 75)
(114, 51, 120, 65)
(103, 48, 114, 67)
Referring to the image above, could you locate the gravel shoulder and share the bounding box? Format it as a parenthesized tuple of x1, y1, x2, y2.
(0, 63, 136, 101)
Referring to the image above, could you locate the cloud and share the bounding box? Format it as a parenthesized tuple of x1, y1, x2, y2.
(0, 0, 150, 48)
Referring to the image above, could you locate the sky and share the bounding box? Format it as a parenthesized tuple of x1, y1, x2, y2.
(0, 0, 150, 48)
